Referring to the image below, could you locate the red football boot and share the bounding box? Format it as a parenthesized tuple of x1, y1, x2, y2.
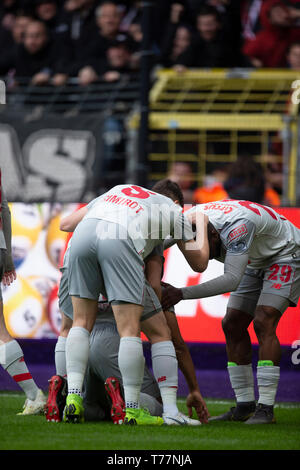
(104, 377, 126, 425)
(45, 375, 67, 422)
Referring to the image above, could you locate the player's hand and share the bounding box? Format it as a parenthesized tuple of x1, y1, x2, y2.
(161, 284, 183, 310)
(186, 211, 209, 226)
(186, 391, 210, 424)
(31, 72, 50, 86)
(2, 270, 16, 287)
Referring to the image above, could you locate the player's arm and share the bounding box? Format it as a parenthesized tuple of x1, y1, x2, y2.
(60, 195, 103, 232)
(163, 309, 209, 423)
(182, 251, 248, 300)
(173, 211, 210, 273)
(162, 252, 249, 309)
(60, 205, 88, 232)
(1, 188, 16, 286)
(162, 219, 256, 309)
(144, 253, 163, 302)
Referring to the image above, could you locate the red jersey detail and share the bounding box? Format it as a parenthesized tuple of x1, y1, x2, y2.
(228, 224, 248, 242)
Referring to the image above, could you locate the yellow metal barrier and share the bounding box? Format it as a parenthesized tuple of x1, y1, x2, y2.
(129, 69, 300, 205)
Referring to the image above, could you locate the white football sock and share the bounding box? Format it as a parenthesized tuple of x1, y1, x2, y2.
(228, 363, 255, 403)
(0, 340, 38, 401)
(118, 336, 145, 409)
(54, 336, 67, 377)
(151, 341, 179, 416)
(66, 326, 90, 397)
(257, 365, 280, 406)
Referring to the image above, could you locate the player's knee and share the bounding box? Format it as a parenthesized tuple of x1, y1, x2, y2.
(222, 310, 240, 336)
(148, 323, 171, 344)
(253, 306, 279, 339)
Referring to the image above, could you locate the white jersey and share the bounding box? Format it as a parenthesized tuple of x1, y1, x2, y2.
(186, 200, 300, 269)
(83, 184, 193, 259)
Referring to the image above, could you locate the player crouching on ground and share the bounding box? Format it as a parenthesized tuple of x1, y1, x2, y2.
(46, 180, 209, 425)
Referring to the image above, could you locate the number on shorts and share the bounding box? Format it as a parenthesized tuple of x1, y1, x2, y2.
(267, 264, 292, 283)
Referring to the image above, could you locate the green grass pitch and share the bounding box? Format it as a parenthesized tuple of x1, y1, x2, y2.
(0, 392, 299, 451)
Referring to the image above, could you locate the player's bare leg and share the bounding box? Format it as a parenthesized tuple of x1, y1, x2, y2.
(222, 308, 254, 365)
(0, 301, 46, 415)
(64, 297, 98, 423)
(246, 305, 282, 424)
(210, 307, 256, 422)
(253, 305, 282, 365)
(112, 303, 163, 425)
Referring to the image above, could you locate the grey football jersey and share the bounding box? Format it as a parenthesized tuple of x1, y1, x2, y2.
(84, 185, 193, 259)
(186, 200, 300, 269)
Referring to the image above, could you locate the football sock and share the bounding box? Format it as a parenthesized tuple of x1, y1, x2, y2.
(0, 340, 38, 401)
(66, 326, 90, 397)
(151, 341, 179, 416)
(54, 335, 67, 377)
(140, 392, 163, 417)
(118, 336, 145, 409)
(257, 360, 280, 406)
(227, 362, 255, 403)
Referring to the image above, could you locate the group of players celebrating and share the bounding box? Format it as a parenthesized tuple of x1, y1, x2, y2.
(1, 174, 300, 426)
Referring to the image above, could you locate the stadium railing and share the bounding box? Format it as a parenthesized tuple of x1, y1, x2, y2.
(3, 74, 140, 115)
(1, 74, 141, 191)
(129, 68, 300, 206)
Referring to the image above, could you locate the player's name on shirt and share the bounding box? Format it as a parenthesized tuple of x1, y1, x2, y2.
(103, 192, 145, 214)
(86, 197, 191, 242)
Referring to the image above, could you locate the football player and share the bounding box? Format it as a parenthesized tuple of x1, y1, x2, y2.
(59, 180, 209, 424)
(46, 238, 208, 425)
(162, 199, 300, 424)
(0, 169, 46, 414)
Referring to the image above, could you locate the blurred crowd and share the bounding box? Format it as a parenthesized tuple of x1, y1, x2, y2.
(0, 0, 300, 87)
(167, 154, 283, 206)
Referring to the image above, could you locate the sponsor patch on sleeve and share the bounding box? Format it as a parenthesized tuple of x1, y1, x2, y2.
(228, 224, 248, 242)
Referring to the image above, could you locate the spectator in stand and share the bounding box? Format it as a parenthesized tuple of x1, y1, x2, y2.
(0, 11, 33, 52)
(0, 0, 20, 31)
(0, 19, 70, 86)
(223, 156, 266, 203)
(223, 155, 281, 206)
(240, 0, 263, 43)
(286, 41, 300, 69)
(88, 1, 124, 56)
(60, 0, 98, 79)
(193, 166, 229, 204)
(243, 0, 300, 68)
(159, 2, 194, 68)
(34, 0, 69, 37)
(78, 37, 136, 85)
(77, 2, 136, 85)
(167, 162, 197, 204)
(172, 5, 238, 70)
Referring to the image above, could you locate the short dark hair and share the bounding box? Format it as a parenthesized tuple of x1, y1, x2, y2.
(151, 179, 184, 207)
(287, 41, 300, 53)
(196, 5, 220, 21)
(192, 221, 216, 238)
